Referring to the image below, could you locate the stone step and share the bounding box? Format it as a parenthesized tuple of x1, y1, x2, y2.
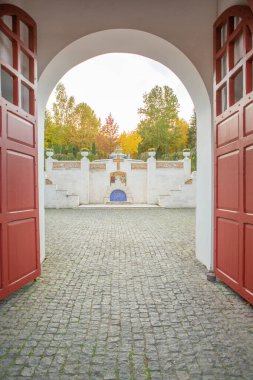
(159, 182, 196, 208)
(105, 201, 132, 205)
(45, 184, 80, 208)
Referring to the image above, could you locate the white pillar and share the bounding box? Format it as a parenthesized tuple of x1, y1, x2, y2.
(45, 156, 53, 178)
(81, 156, 90, 204)
(183, 153, 191, 180)
(147, 153, 157, 204)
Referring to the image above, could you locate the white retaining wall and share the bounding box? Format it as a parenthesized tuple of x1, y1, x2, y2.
(45, 156, 194, 207)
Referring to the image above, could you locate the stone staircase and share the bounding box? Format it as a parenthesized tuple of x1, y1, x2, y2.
(158, 172, 196, 208)
(45, 178, 79, 208)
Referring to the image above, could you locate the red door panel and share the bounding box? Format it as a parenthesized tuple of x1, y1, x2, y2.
(217, 113, 239, 147)
(217, 151, 239, 211)
(7, 150, 35, 211)
(216, 218, 239, 283)
(244, 224, 253, 294)
(7, 112, 34, 147)
(8, 219, 37, 284)
(245, 102, 253, 135)
(0, 5, 40, 301)
(214, 5, 253, 304)
(245, 145, 253, 213)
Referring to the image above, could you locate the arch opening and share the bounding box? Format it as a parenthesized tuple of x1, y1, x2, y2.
(38, 29, 212, 269)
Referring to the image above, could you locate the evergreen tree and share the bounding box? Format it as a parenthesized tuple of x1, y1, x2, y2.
(92, 142, 97, 155)
(68, 144, 73, 154)
(188, 111, 197, 150)
(138, 143, 142, 159)
(187, 111, 197, 170)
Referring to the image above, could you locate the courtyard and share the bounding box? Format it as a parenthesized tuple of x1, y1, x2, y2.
(0, 208, 253, 379)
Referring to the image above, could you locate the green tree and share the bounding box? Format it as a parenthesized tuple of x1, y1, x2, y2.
(187, 111, 197, 170)
(52, 82, 76, 145)
(44, 110, 60, 149)
(92, 142, 97, 155)
(72, 103, 100, 149)
(68, 144, 73, 154)
(137, 85, 180, 151)
(138, 143, 142, 159)
(188, 111, 197, 150)
(54, 143, 60, 154)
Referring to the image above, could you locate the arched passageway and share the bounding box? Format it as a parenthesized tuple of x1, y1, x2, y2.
(38, 29, 212, 268)
(0, 2, 253, 378)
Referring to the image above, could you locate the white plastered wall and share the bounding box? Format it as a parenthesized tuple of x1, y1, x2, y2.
(37, 29, 212, 268)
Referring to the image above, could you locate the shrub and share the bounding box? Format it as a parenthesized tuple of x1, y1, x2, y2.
(53, 153, 76, 161)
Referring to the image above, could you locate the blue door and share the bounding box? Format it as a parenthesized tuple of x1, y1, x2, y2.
(110, 190, 127, 202)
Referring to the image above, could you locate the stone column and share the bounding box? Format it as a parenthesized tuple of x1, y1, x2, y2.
(45, 154, 54, 178)
(81, 155, 90, 204)
(147, 152, 157, 204)
(183, 151, 191, 180)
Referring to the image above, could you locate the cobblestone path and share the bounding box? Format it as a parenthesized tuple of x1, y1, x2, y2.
(1, 208, 253, 380)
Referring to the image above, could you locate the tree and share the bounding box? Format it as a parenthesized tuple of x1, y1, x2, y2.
(68, 144, 73, 154)
(137, 85, 180, 151)
(138, 143, 142, 159)
(45, 83, 102, 152)
(97, 113, 119, 155)
(170, 118, 189, 152)
(44, 110, 59, 149)
(52, 83, 75, 129)
(52, 82, 76, 145)
(118, 131, 142, 158)
(188, 111, 197, 150)
(188, 111, 197, 170)
(92, 142, 97, 155)
(72, 102, 100, 149)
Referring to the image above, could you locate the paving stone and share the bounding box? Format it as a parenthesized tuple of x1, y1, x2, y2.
(0, 208, 253, 379)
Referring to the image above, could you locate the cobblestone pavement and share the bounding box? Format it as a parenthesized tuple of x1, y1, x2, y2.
(1, 208, 253, 380)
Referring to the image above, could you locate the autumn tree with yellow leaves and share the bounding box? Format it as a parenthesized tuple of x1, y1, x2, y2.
(118, 131, 142, 158)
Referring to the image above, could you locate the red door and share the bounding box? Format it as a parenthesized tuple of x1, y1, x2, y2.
(214, 6, 253, 305)
(0, 5, 40, 300)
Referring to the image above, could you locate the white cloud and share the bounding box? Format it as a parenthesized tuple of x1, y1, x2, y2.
(47, 53, 194, 132)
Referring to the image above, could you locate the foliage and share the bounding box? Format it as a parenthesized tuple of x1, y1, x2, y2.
(53, 153, 75, 161)
(92, 142, 97, 155)
(44, 82, 194, 164)
(88, 153, 99, 161)
(137, 85, 189, 153)
(68, 144, 73, 154)
(137, 143, 142, 159)
(188, 111, 197, 150)
(44, 83, 100, 154)
(73, 102, 100, 148)
(52, 82, 76, 146)
(118, 131, 142, 158)
(139, 152, 149, 161)
(44, 110, 59, 149)
(156, 146, 163, 159)
(174, 119, 189, 150)
(188, 111, 197, 171)
(96, 113, 119, 156)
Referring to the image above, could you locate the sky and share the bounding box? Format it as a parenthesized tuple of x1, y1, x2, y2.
(46, 53, 194, 133)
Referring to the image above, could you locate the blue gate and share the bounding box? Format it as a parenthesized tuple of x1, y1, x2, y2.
(110, 190, 127, 202)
